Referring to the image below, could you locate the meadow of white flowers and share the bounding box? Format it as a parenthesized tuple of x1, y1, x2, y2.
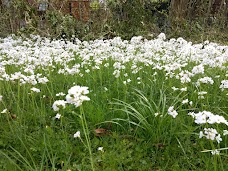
(0, 33, 227, 158)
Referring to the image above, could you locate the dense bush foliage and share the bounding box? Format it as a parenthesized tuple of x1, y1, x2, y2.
(0, 0, 227, 43)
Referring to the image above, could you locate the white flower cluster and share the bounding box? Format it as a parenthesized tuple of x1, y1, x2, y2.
(66, 85, 90, 107)
(192, 65, 204, 75)
(1, 34, 228, 92)
(52, 85, 90, 112)
(188, 111, 227, 144)
(211, 149, 220, 155)
(52, 100, 67, 111)
(188, 111, 228, 125)
(196, 77, 214, 86)
(199, 128, 222, 143)
(219, 80, 228, 91)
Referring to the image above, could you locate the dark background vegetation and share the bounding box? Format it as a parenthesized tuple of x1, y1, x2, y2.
(0, 0, 227, 43)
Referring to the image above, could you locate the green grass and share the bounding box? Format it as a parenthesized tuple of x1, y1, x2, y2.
(0, 35, 228, 170)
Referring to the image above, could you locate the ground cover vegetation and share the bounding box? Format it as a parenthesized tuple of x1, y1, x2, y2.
(0, 0, 228, 170)
(0, 33, 228, 170)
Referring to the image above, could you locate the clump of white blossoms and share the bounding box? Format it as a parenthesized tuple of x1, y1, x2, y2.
(31, 87, 41, 93)
(191, 65, 204, 75)
(196, 77, 214, 86)
(52, 100, 67, 111)
(199, 128, 222, 143)
(211, 149, 220, 155)
(168, 106, 178, 118)
(188, 111, 228, 125)
(219, 80, 228, 91)
(66, 85, 90, 107)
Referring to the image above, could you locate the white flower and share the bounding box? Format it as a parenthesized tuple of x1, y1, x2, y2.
(56, 92, 66, 96)
(215, 134, 222, 143)
(198, 91, 207, 95)
(52, 100, 66, 111)
(74, 131, 80, 138)
(65, 85, 90, 107)
(154, 113, 159, 117)
(55, 113, 61, 119)
(1, 109, 7, 113)
(85, 69, 90, 73)
(172, 87, 179, 91)
(168, 106, 178, 118)
(189, 111, 228, 125)
(192, 65, 204, 75)
(199, 131, 204, 138)
(182, 99, 189, 104)
(223, 130, 228, 136)
(189, 101, 193, 106)
(211, 149, 220, 155)
(220, 80, 228, 91)
(197, 77, 214, 85)
(31, 87, 41, 93)
(180, 87, 187, 92)
(204, 128, 218, 141)
(157, 33, 166, 40)
(0, 95, 2, 101)
(194, 112, 207, 124)
(97, 147, 104, 152)
(38, 77, 49, 84)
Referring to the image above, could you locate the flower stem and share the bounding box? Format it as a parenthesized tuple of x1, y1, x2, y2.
(80, 106, 95, 171)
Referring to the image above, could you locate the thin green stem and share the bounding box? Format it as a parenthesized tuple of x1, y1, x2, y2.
(80, 106, 95, 171)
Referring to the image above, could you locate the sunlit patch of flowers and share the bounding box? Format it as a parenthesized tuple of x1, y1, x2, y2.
(1, 33, 228, 158)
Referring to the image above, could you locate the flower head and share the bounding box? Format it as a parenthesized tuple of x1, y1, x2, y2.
(31, 87, 41, 93)
(66, 85, 90, 107)
(211, 149, 220, 155)
(97, 146, 104, 152)
(52, 100, 66, 111)
(74, 131, 80, 138)
(55, 113, 61, 119)
(168, 106, 178, 118)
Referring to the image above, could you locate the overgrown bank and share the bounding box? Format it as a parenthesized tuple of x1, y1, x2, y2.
(0, 0, 227, 43)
